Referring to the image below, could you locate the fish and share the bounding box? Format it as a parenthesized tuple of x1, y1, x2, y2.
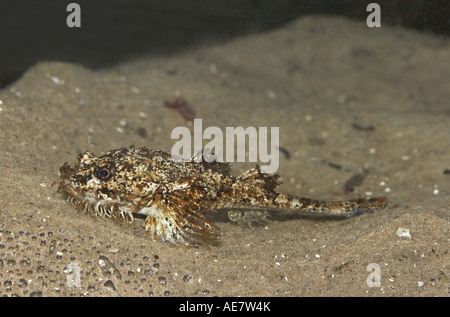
(54, 145, 387, 247)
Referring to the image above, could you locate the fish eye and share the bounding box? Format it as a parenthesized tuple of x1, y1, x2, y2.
(95, 165, 115, 181)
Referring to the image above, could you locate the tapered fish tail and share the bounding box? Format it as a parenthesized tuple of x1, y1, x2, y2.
(269, 193, 388, 217)
(215, 166, 387, 226)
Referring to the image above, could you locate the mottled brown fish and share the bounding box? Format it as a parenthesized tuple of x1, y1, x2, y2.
(54, 145, 387, 246)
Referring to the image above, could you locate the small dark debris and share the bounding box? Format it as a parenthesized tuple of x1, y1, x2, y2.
(308, 137, 325, 146)
(277, 146, 291, 159)
(164, 97, 195, 122)
(351, 47, 373, 58)
(343, 168, 369, 194)
(443, 169, 450, 175)
(165, 66, 177, 75)
(327, 162, 342, 170)
(351, 123, 375, 131)
(136, 127, 147, 138)
(287, 62, 301, 75)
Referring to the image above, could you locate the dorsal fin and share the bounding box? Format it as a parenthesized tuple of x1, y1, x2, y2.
(191, 148, 231, 176)
(237, 165, 281, 192)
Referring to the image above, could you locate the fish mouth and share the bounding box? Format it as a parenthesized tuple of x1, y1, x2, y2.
(53, 178, 134, 226)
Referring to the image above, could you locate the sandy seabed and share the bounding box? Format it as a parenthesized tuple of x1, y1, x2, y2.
(0, 16, 448, 297)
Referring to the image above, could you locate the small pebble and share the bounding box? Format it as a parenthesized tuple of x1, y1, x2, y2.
(266, 90, 277, 99)
(166, 65, 177, 75)
(209, 64, 218, 74)
(395, 228, 411, 239)
(50, 76, 64, 85)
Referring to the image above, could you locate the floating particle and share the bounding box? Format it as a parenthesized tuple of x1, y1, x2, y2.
(308, 137, 325, 146)
(287, 62, 301, 75)
(327, 161, 342, 170)
(166, 65, 177, 75)
(266, 90, 277, 99)
(351, 123, 375, 131)
(343, 168, 369, 194)
(50, 76, 64, 85)
(209, 64, 218, 74)
(164, 97, 195, 122)
(136, 127, 147, 138)
(395, 228, 411, 239)
(277, 146, 291, 159)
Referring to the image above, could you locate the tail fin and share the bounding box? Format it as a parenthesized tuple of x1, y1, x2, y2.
(215, 166, 387, 226)
(270, 194, 388, 217)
